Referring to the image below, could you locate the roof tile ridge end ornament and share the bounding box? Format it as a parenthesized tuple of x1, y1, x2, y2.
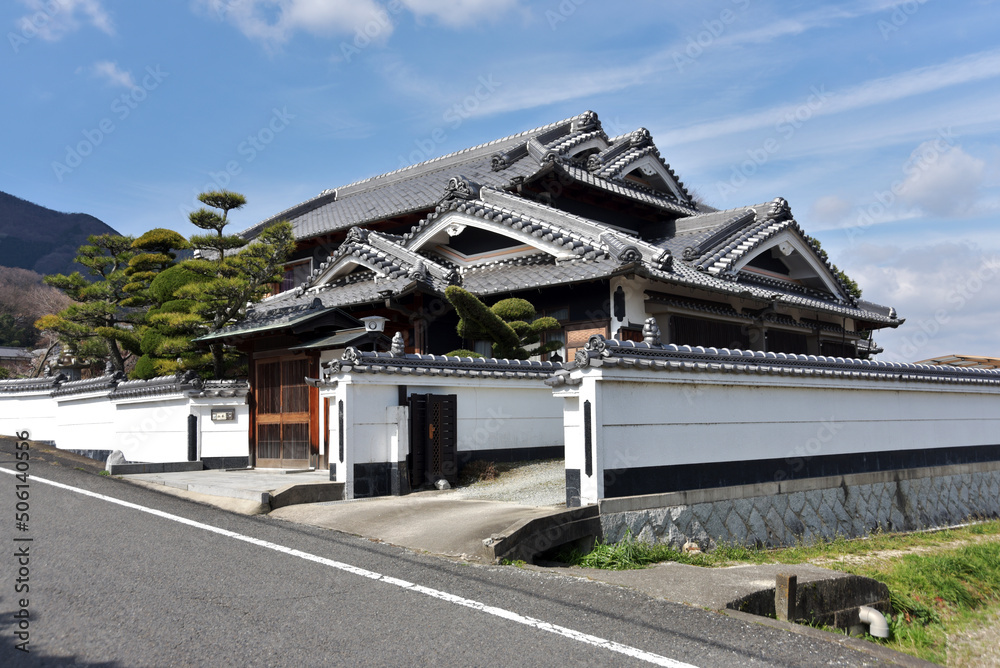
(444, 175, 483, 201)
(491, 142, 530, 172)
(599, 231, 642, 265)
(525, 137, 562, 165)
(572, 109, 601, 133)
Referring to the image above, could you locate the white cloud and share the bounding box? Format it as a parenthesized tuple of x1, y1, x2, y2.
(844, 242, 1000, 362)
(16, 0, 114, 40)
(897, 143, 987, 217)
(398, 0, 522, 28)
(659, 48, 1000, 147)
(90, 61, 134, 88)
(202, 0, 392, 45)
(201, 0, 524, 45)
(810, 195, 852, 225)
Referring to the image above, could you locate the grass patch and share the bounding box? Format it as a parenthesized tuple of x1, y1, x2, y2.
(557, 521, 1000, 663)
(459, 460, 498, 485)
(837, 541, 1000, 664)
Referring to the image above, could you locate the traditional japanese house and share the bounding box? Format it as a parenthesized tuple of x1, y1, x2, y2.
(200, 110, 903, 469)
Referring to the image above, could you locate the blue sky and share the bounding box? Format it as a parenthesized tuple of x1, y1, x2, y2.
(3, 0, 999, 361)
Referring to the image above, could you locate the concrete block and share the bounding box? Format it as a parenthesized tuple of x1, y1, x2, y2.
(705, 505, 729, 543)
(775, 573, 797, 622)
(787, 491, 806, 514)
(692, 502, 714, 524)
(747, 505, 768, 546)
(724, 507, 748, 544)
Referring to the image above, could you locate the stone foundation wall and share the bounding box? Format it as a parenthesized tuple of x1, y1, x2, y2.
(599, 462, 1000, 549)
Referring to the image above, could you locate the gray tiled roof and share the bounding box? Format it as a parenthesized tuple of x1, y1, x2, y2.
(558, 164, 697, 216)
(461, 254, 622, 296)
(195, 296, 334, 341)
(52, 373, 123, 397)
(642, 261, 897, 325)
(301, 226, 456, 293)
(240, 110, 699, 243)
(0, 374, 65, 394)
(240, 112, 597, 242)
(311, 347, 559, 382)
(219, 180, 900, 338)
(109, 371, 203, 399)
(558, 336, 1000, 387)
(221, 112, 901, 340)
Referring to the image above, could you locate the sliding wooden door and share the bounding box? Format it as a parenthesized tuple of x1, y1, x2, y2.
(254, 357, 312, 468)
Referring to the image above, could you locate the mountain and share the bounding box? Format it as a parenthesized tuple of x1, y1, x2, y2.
(0, 191, 122, 276)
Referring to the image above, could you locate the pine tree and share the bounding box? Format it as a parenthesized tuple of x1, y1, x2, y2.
(444, 286, 562, 360)
(125, 229, 209, 379)
(176, 190, 295, 378)
(36, 234, 141, 374)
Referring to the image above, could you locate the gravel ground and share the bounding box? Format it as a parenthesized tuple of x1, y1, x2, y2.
(947, 611, 1000, 666)
(451, 459, 565, 507)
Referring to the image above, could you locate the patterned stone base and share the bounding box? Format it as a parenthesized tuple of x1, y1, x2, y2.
(599, 463, 1000, 549)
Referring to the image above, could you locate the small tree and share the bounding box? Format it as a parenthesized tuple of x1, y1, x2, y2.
(177, 190, 295, 378)
(37, 234, 141, 374)
(444, 286, 562, 360)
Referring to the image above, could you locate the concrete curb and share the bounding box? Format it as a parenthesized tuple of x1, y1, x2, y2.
(721, 609, 938, 667)
(483, 505, 601, 563)
(108, 461, 204, 476)
(269, 482, 345, 509)
(122, 479, 271, 515)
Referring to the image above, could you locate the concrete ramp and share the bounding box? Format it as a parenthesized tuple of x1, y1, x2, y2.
(483, 505, 602, 563)
(270, 492, 569, 561)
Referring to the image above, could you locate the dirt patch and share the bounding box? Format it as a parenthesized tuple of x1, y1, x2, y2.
(811, 534, 998, 568)
(947, 610, 1000, 667)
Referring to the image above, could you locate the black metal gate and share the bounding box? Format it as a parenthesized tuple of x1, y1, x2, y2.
(408, 393, 457, 489)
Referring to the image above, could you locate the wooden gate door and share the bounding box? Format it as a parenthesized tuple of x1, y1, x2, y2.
(408, 393, 457, 488)
(254, 357, 312, 469)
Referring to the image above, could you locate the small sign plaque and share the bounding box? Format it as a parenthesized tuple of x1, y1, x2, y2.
(211, 409, 235, 422)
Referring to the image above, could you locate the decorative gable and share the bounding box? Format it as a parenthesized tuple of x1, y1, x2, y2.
(735, 230, 845, 298)
(688, 198, 851, 301)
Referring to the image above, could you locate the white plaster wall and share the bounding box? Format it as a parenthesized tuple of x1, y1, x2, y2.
(53, 393, 116, 454)
(319, 373, 563, 498)
(592, 370, 1000, 472)
(0, 393, 58, 442)
(0, 388, 249, 464)
(609, 276, 652, 338)
(191, 397, 250, 461)
(343, 382, 399, 465)
(332, 375, 562, 460)
(561, 364, 1000, 504)
(114, 396, 191, 462)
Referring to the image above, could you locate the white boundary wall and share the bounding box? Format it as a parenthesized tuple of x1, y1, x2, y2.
(550, 337, 1000, 545)
(0, 388, 59, 443)
(553, 339, 1000, 505)
(313, 350, 562, 499)
(0, 374, 249, 465)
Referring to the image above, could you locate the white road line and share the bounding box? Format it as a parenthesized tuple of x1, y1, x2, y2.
(2, 468, 698, 668)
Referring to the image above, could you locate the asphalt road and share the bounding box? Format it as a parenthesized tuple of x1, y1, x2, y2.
(0, 437, 896, 667)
